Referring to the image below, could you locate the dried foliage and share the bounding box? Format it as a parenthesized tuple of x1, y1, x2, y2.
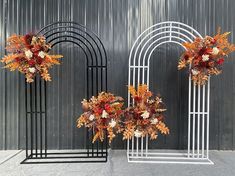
(123, 85, 169, 140)
(1, 34, 63, 83)
(77, 92, 124, 144)
(178, 28, 235, 85)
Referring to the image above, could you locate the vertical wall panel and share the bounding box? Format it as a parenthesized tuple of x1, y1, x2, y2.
(0, 0, 235, 150)
(0, 0, 6, 150)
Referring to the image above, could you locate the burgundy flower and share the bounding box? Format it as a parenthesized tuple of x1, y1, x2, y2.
(184, 54, 189, 60)
(24, 34, 33, 48)
(28, 59, 36, 66)
(198, 47, 206, 56)
(15, 57, 23, 62)
(134, 96, 142, 102)
(217, 58, 224, 65)
(36, 56, 43, 65)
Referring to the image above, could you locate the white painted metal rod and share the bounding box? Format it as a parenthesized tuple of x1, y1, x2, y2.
(202, 84, 205, 158)
(188, 76, 191, 158)
(197, 85, 201, 158)
(192, 84, 196, 158)
(145, 135, 148, 157)
(206, 78, 210, 158)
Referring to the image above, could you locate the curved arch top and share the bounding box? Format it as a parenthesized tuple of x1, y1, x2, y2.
(37, 21, 107, 67)
(129, 21, 202, 66)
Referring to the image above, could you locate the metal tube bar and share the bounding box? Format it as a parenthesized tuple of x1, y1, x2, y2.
(146, 135, 148, 157)
(192, 84, 196, 158)
(188, 76, 191, 158)
(92, 127, 94, 156)
(35, 78, 38, 157)
(136, 137, 139, 157)
(30, 83, 33, 158)
(39, 79, 43, 157)
(132, 136, 134, 157)
(197, 85, 201, 158)
(202, 84, 205, 158)
(44, 81, 47, 157)
(141, 136, 144, 157)
(25, 81, 28, 157)
(206, 78, 210, 158)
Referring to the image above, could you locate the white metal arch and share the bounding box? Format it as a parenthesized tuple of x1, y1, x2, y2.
(127, 21, 213, 164)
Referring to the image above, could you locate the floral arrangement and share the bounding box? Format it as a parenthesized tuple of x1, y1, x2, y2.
(77, 92, 124, 144)
(178, 28, 235, 85)
(1, 34, 63, 83)
(123, 85, 169, 140)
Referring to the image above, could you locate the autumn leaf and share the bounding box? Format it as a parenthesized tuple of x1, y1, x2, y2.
(128, 85, 136, 97)
(178, 60, 186, 70)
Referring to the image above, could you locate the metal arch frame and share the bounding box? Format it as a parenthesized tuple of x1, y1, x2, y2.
(21, 22, 108, 164)
(127, 21, 213, 164)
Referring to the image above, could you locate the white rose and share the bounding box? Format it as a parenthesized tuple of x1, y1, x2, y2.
(101, 110, 108, 118)
(28, 67, 36, 73)
(202, 54, 210, 62)
(211, 47, 219, 55)
(191, 69, 199, 75)
(151, 118, 158, 125)
(134, 130, 142, 138)
(89, 114, 95, 121)
(25, 50, 33, 59)
(38, 51, 46, 58)
(109, 119, 116, 128)
(141, 111, 150, 119)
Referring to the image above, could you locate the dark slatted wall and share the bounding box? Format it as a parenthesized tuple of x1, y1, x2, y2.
(0, 0, 235, 150)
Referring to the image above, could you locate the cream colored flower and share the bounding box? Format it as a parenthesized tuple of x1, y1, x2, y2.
(151, 118, 158, 125)
(211, 47, 219, 55)
(89, 114, 95, 121)
(134, 130, 142, 138)
(38, 51, 46, 58)
(202, 54, 210, 62)
(28, 67, 36, 73)
(191, 69, 199, 75)
(25, 50, 33, 59)
(141, 111, 150, 119)
(31, 36, 37, 44)
(101, 110, 108, 118)
(109, 119, 116, 128)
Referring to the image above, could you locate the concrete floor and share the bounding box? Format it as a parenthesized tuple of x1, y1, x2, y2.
(0, 150, 235, 176)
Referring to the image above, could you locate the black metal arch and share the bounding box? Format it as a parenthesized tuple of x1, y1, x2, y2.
(22, 22, 108, 164)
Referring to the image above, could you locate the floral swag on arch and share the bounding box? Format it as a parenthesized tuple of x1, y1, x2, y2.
(1, 34, 63, 83)
(178, 28, 235, 85)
